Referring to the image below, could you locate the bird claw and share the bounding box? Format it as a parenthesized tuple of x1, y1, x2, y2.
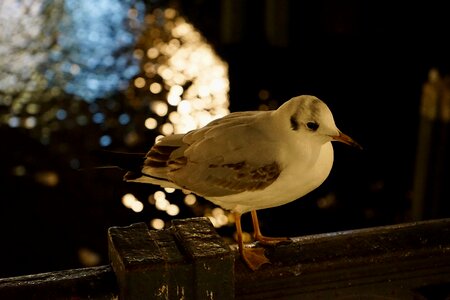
(255, 236, 292, 246)
(241, 247, 271, 271)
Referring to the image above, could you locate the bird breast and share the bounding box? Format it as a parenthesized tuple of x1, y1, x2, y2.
(207, 142, 334, 214)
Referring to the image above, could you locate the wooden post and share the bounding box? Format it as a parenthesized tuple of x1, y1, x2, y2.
(108, 217, 234, 300)
(412, 69, 450, 219)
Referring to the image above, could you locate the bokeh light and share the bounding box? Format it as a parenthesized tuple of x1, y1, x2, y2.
(0, 1, 233, 277)
(127, 7, 230, 135)
(0, 0, 146, 146)
(55, 0, 145, 101)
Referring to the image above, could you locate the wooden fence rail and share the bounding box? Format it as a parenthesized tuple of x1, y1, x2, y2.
(1, 217, 450, 299)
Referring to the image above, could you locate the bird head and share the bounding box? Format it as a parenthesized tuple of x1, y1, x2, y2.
(275, 95, 361, 149)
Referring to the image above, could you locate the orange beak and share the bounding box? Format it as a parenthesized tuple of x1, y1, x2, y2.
(332, 131, 362, 150)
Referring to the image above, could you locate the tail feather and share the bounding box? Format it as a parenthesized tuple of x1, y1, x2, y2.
(89, 149, 146, 173)
(124, 170, 181, 189)
(86, 135, 186, 191)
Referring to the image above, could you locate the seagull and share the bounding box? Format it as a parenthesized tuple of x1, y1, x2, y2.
(122, 95, 361, 271)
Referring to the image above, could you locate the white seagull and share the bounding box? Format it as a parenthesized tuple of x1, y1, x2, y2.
(123, 95, 361, 270)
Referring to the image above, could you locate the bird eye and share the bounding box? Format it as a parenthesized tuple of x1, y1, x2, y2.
(307, 122, 319, 131)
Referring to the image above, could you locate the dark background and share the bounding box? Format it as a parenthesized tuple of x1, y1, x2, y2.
(1, 0, 450, 278)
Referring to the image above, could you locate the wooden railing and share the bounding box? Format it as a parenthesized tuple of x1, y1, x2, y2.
(1, 217, 450, 299)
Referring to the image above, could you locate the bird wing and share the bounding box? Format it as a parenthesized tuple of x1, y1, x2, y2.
(125, 111, 282, 197)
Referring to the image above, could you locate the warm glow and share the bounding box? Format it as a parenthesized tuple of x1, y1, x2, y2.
(144, 117, 158, 129)
(206, 207, 230, 228)
(24, 117, 37, 129)
(12, 165, 26, 176)
(208, 216, 219, 228)
(170, 85, 183, 96)
(184, 194, 196, 206)
(155, 198, 170, 211)
(159, 67, 173, 80)
(166, 204, 179, 216)
(122, 193, 144, 213)
(150, 218, 165, 230)
(154, 191, 169, 211)
(177, 100, 192, 115)
(131, 200, 144, 213)
(154, 190, 165, 201)
(150, 101, 168, 117)
(149, 82, 162, 94)
(134, 77, 146, 88)
(168, 111, 180, 123)
(167, 93, 181, 106)
(164, 8, 176, 19)
(161, 122, 174, 135)
(259, 89, 270, 100)
(164, 187, 175, 193)
(212, 207, 225, 218)
(0, 3, 236, 241)
(155, 134, 164, 144)
(147, 47, 159, 59)
(134, 8, 230, 138)
(78, 247, 101, 267)
(35, 170, 59, 187)
(26, 103, 39, 114)
(122, 194, 135, 208)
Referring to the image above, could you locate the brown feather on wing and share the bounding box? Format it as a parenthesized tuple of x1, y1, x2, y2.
(145, 145, 177, 168)
(170, 160, 281, 197)
(207, 161, 280, 192)
(124, 142, 185, 185)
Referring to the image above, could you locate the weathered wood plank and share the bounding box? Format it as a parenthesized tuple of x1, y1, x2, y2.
(234, 218, 450, 299)
(1, 218, 450, 299)
(0, 265, 117, 300)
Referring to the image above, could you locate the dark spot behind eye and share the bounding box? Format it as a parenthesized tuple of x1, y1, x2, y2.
(290, 115, 299, 131)
(307, 122, 319, 131)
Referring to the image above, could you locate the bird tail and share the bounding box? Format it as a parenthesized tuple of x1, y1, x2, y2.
(85, 133, 187, 191)
(121, 134, 186, 189)
(123, 170, 181, 189)
(81, 149, 146, 173)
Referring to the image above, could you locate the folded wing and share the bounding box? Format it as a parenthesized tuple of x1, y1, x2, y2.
(124, 111, 282, 197)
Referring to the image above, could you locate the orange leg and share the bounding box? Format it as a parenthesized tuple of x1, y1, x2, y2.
(251, 210, 291, 245)
(234, 212, 270, 271)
